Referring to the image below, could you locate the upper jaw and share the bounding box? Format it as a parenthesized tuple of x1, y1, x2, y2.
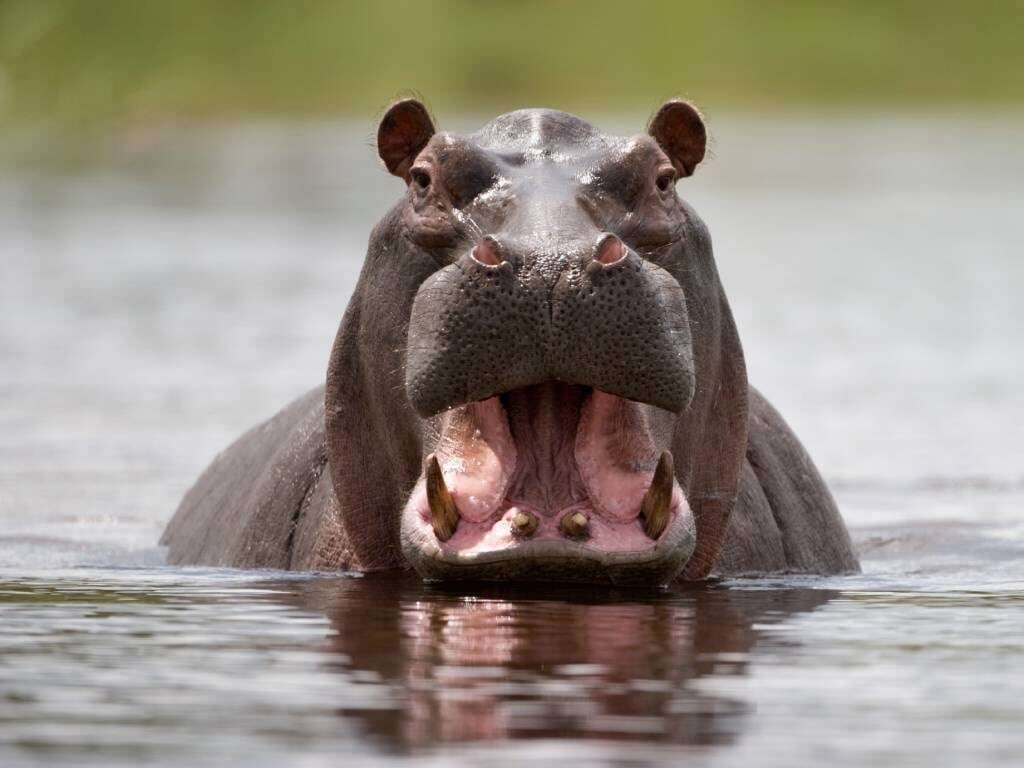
(399, 382, 696, 586)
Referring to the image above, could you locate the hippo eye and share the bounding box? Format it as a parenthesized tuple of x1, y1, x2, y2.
(655, 167, 677, 193)
(410, 167, 432, 191)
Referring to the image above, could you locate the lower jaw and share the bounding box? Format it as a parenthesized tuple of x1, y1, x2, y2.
(400, 497, 696, 587)
(401, 381, 694, 586)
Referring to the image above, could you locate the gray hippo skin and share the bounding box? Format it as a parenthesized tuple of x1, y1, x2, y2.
(161, 99, 859, 583)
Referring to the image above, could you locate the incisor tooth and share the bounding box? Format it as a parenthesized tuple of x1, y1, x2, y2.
(425, 454, 459, 541)
(510, 510, 539, 538)
(560, 511, 590, 540)
(640, 451, 674, 540)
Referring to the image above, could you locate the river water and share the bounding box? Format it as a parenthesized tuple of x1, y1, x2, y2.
(1, 114, 1023, 766)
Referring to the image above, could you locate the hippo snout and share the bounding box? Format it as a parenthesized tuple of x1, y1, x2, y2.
(405, 234, 694, 418)
(401, 230, 697, 585)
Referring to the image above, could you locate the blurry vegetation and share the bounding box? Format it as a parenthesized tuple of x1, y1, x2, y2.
(1, 0, 1023, 125)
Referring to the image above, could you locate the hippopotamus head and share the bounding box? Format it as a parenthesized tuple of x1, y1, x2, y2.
(325, 99, 748, 586)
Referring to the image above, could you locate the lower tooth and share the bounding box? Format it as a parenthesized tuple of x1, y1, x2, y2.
(511, 510, 539, 538)
(640, 451, 674, 540)
(560, 511, 590, 540)
(425, 454, 459, 541)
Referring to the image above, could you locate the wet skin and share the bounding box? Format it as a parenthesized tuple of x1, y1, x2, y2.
(161, 99, 859, 584)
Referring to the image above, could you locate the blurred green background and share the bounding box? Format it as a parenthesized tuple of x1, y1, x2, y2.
(1, 0, 1023, 125)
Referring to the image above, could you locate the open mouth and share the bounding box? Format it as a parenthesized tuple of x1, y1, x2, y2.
(400, 382, 695, 585)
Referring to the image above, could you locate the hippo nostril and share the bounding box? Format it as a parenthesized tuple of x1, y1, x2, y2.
(594, 233, 627, 267)
(471, 235, 504, 267)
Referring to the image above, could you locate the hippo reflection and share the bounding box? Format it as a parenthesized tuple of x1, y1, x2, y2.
(162, 99, 858, 584)
(274, 576, 838, 749)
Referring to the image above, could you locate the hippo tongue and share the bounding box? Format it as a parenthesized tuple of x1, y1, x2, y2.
(434, 383, 661, 522)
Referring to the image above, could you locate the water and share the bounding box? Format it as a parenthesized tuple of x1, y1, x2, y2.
(2, 114, 1023, 766)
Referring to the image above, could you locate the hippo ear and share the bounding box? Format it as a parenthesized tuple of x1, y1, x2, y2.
(648, 100, 707, 178)
(377, 99, 436, 182)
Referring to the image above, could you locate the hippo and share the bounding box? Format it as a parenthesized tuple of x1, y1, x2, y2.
(161, 99, 859, 585)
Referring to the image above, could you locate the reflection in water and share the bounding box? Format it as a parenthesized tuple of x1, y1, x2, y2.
(4, 571, 1023, 767)
(288, 575, 836, 750)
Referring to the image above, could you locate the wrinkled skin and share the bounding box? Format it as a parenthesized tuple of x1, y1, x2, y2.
(161, 100, 859, 584)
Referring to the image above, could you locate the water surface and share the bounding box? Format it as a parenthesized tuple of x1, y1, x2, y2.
(2, 114, 1023, 766)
